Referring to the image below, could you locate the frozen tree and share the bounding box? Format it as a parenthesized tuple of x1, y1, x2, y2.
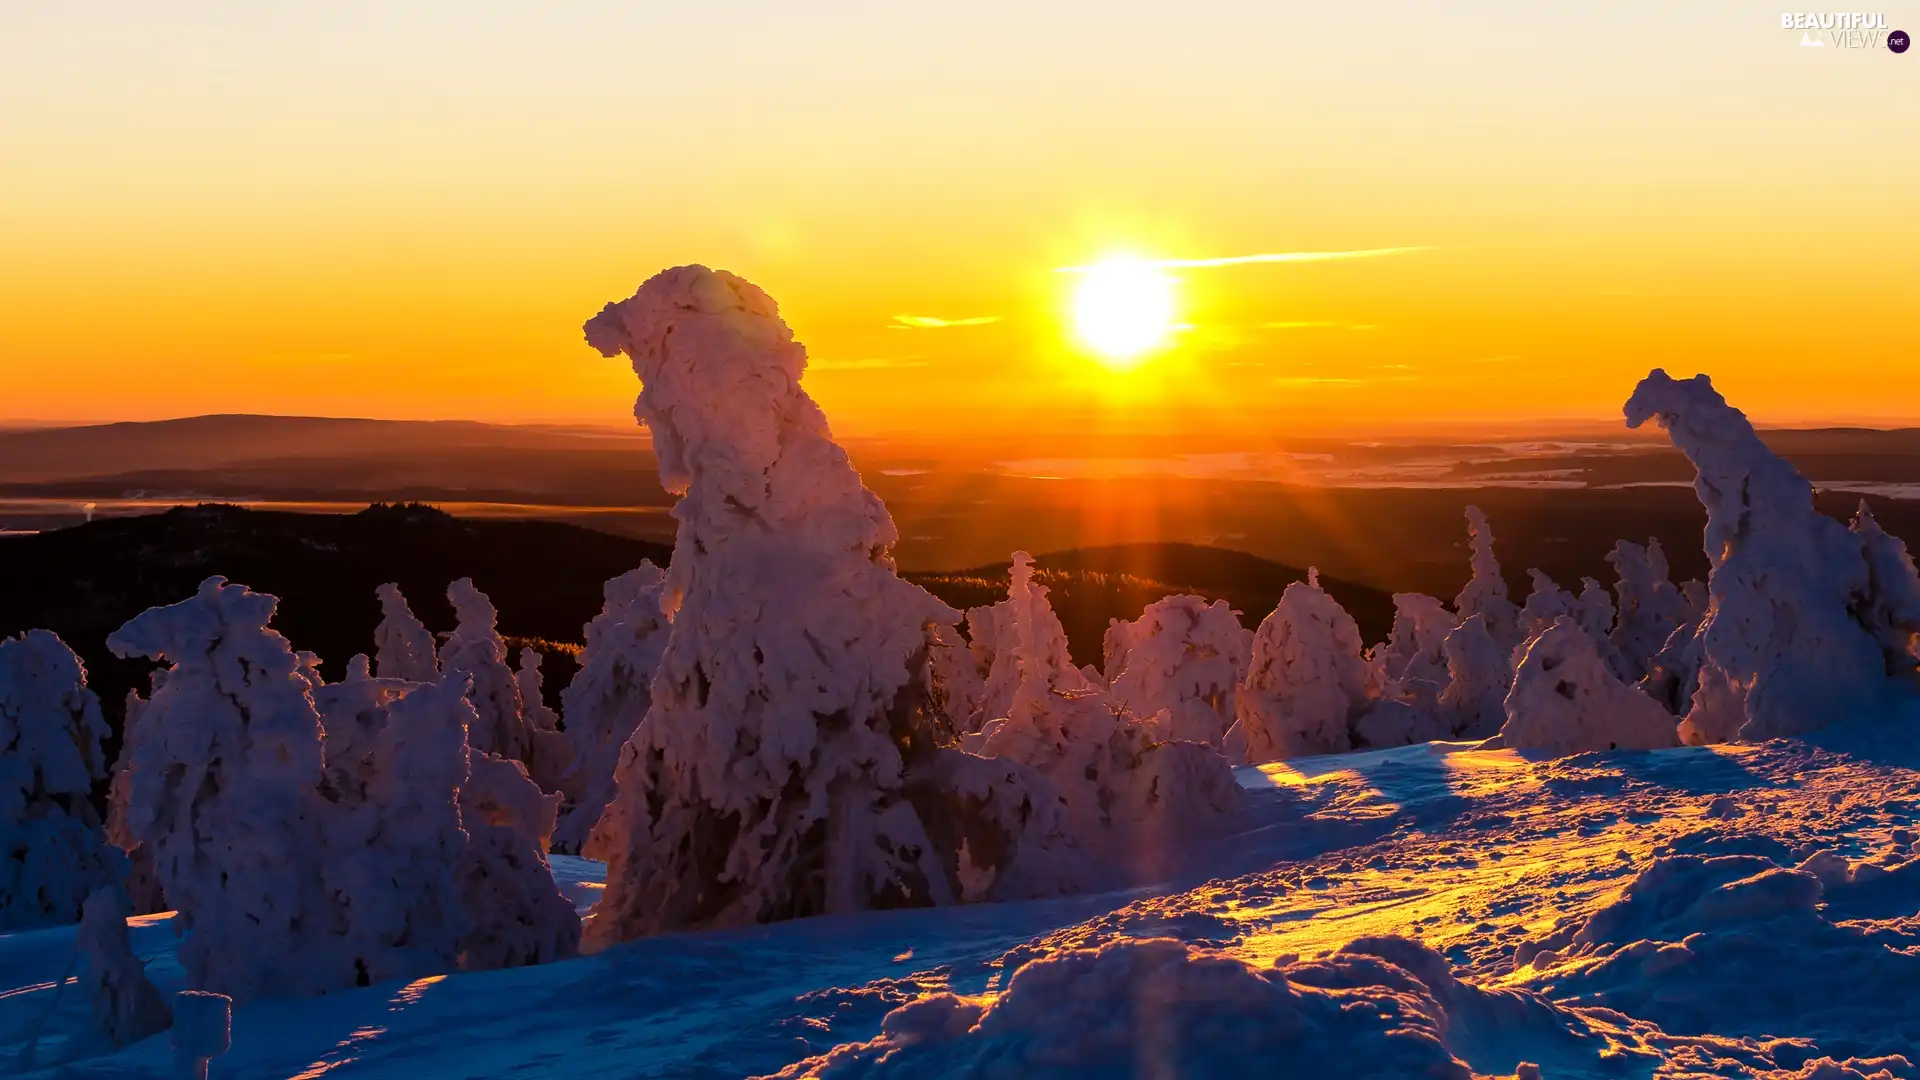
(516, 648, 575, 796)
(1850, 502, 1920, 677)
(1575, 577, 1615, 640)
(1605, 540, 1692, 680)
(581, 265, 1063, 943)
(1367, 592, 1453, 699)
(1102, 593, 1251, 747)
(1230, 571, 1368, 762)
(1, 629, 126, 930)
(552, 563, 671, 851)
(1495, 618, 1679, 754)
(926, 622, 986, 741)
(1454, 506, 1519, 647)
(373, 583, 439, 683)
(1516, 569, 1578, 642)
(76, 885, 171, 1049)
(319, 670, 475, 985)
(107, 577, 346, 1001)
(1626, 369, 1908, 742)
(106, 689, 165, 915)
(110, 578, 577, 1001)
(457, 745, 580, 969)
(1436, 615, 1509, 740)
(978, 555, 1242, 857)
(441, 578, 531, 763)
(960, 558, 1077, 737)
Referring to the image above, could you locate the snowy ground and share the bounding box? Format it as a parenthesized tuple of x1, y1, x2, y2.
(8, 717, 1920, 1079)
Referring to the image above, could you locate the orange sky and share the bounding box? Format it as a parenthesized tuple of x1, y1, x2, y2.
(2, 2, 1916, 436)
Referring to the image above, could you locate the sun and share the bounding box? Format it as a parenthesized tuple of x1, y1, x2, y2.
(1070, 255, 1176, 367)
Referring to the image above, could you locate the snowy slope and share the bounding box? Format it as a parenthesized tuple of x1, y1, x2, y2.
(9, 713, 1920, 1078)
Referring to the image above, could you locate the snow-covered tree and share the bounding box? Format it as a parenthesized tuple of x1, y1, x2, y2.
(1231, 571, 1369, 762)
(977, 555, 1242, 856)
(107, 577, 346, 1001)
(1604, 540, 1692, 681)
(553, 564, 671, 852)
(925, 622, 986, 741)
(110, 577, 579, 1001)
(1367, 592, 1453, 699)
(1102, 593, 1251, 747)
(580, 265, 1066, 943)
(373, 583, 439, 683)
(105, 689, 165, 915)
(456, 743, 580, 969)
(318, 668, 474, 985)
(1496, 617, 1679, 754)
(1850, 502, 1920, 678)
(1436, 614, 1509, 740)
(1, 630, 127, 930)
(76, 885, 172, 1049)
(1454, 506, 1520, 647)
(441, 579, 531, 763)
(1626, 369, 1914, 742)
(515, 647, 575, 797)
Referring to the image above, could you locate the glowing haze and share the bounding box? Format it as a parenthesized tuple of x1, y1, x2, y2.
(2, 2, 1916, 437)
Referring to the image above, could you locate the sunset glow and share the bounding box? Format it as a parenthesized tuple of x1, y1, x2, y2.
(1, 4, 1916, 436)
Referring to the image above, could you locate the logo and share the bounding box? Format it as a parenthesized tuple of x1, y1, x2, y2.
(1781, 11, 1902, 48)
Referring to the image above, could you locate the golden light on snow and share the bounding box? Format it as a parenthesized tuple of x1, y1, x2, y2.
(1069, 255, 1177, 367)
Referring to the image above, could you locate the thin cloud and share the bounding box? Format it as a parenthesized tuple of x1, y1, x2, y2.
(1273, 376, 1367, 387)
(1263, 320, 1382, 331)
(890, 314, 1001, 329)
(1057, 247, 1427, 272)
(811, 356, 932, 371)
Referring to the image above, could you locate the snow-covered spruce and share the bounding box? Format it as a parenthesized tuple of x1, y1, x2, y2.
(1850, 501, 1920, 680)
(1454, 505, 1520, 648)
(580, 266, 1073, 942)
(1435, 614, 1510, 740)
(0, 629, 127, 930)
(1493, 617, 1679, 754)
(515, 647, 575, 797)
(1102, 593, 1250, 747)
(1626, 369, 1920, 742)
(441, 578, 532, 764)
(107, 578, 346, 1001)
(457, 740, 581, 969)
(1230, 570, 1369, 762)
(75, 885, 171, 1050)
(551, 563, 671, 853)
(373, 582, 439, 683)
(976, 554, 1241, 864)
(1366, 592, 1454, 703)
(110, 578, 578, 1001)
(1605, 539, 1694, 682)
